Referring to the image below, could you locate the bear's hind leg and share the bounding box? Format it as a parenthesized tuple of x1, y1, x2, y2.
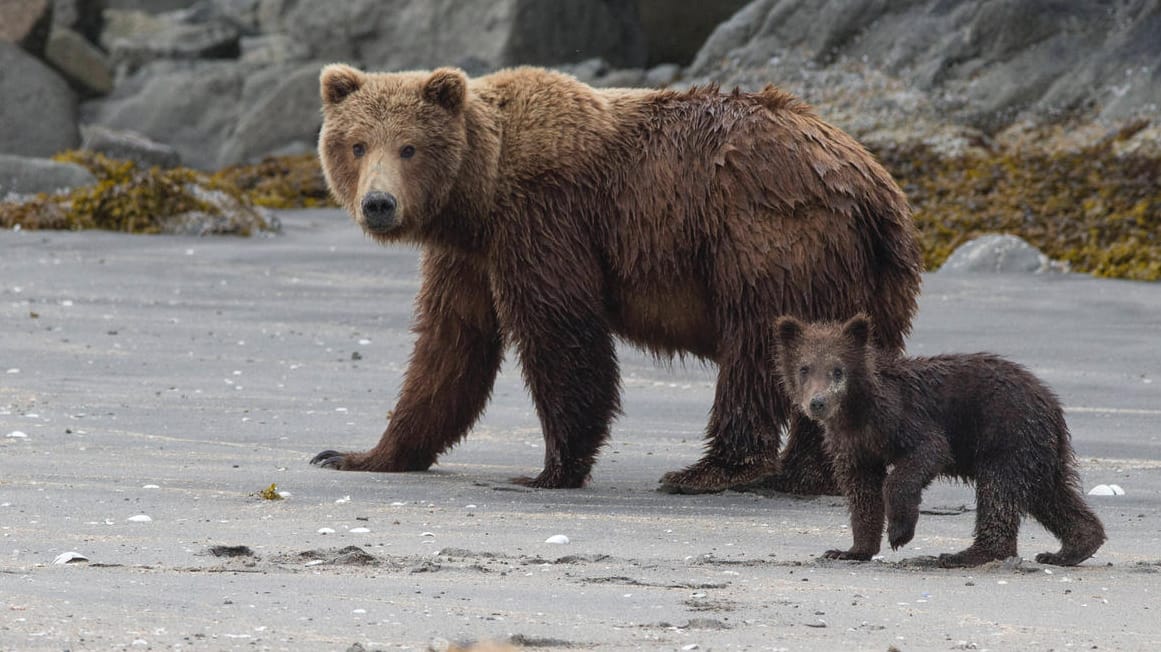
(938, 474, 1020, 568)
(1029, 477, 1106, 566)
(658, 337, 781, 494)
(763, 413, 840, 496)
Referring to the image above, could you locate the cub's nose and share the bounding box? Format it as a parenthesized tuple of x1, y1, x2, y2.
(361, 191, 397, 231)
(808, 395, 827, 418)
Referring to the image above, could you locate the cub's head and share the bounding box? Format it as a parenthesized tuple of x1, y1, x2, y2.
(318, 64, 470, 241)
(774, 314, 873, 423)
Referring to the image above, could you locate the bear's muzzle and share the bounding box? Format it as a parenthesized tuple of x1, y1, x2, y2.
(361, 191, 398, 233)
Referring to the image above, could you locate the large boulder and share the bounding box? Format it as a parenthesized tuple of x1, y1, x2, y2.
(275, 0, 647, 71)
(690, 0, 1161, 130)
(82, 60, 321, 169)
(0, 42, 80, 157)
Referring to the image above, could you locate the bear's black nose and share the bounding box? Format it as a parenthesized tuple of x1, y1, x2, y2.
(809, 396, 827, 417)
(361, 191, 397, 231)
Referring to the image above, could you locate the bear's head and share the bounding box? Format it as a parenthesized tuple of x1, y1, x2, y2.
(318, 64, 476, 242)
(774, 314, 873, 424)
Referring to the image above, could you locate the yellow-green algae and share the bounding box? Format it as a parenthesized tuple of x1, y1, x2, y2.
(211, 153, 334, 209)
(877, 138, 1161, 281)
(2, 143, 1158, 281)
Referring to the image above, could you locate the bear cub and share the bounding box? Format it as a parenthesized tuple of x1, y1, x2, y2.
(774, 314, 1106, 567)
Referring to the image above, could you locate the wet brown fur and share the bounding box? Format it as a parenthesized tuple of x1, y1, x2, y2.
(774, 315, 1106, 567)
(313, 64, 923, 492)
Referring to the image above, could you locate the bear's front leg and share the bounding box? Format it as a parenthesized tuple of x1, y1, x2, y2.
(311, 250, 502, 473)
(824, 460, 886, 561)
(884, 434, 948, 550)
(495, 267, 621, 489)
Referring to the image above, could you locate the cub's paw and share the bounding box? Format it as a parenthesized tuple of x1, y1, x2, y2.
(887, 520, 916, 550)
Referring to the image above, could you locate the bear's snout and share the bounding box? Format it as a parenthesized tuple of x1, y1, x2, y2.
(808, 395, 828, 418)
(361, 191, 398, 232)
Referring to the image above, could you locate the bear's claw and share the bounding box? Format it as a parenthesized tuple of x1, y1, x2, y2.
(310, 450, 345, 468)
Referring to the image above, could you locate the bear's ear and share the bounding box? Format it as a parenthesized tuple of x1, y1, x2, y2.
(842, 314, 872, 349)
(775, 316, 804, 349)
(321, 64, 364, 105)
(423, 67, 467, 113)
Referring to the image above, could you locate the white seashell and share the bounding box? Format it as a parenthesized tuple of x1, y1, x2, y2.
(142, 484, 160, 489)
(544, 534, 570, 545)
(53, 551, 89, 565)
(1088, 484, 1126, 496)
(348, 527, 370, 534)
(127, 514, 152, 522)
(5, 431, 27, 438)
(334, 495, 351, 504)
(317, 527, 335, 534)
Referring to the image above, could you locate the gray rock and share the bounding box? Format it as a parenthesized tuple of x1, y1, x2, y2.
(82, 60, 250, 169)
(160, 184, 279, 236)
(939, 234, 1050, 275)
(592, 68, 648, 89)
(80, 125, 181, 169)
(275, 0, 646, 71)
(689, 0, 1161, 129)
(0, 153, 95, 198)
(101, 8, 240, 76)
(83, 59, 323, 169)
(215, 63, 322, 167)
(644, 63, 682, 88)
(44, 26, 114, 96)
(238, 32, 309, 65)
(0, 42, 80, 157)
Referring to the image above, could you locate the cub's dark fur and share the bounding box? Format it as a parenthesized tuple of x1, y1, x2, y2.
(774, 314, 1106, 567)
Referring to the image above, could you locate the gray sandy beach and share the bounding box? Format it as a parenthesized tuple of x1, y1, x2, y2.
(3, 209, 1160, 651)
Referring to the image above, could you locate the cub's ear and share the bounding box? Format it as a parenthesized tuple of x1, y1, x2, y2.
(321, 64, 364, 105)
(423, 67, 468, 112)
(842, 314, 872, 348)
(775, 316, 804, 348)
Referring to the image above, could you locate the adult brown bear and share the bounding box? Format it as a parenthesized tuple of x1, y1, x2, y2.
(311, 64, 923, 493)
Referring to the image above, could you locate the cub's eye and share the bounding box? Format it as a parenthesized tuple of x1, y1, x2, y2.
(798, 366, 809, 378)
(352, 143, 366, 158)
(400, 144, 416, 159)
(832, 367, 844, 381)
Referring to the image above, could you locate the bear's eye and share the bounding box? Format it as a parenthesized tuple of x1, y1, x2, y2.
(400, 144, 416, 159)
(798, 365, 809, 378)
(831, 367, 844, 381)
(352, 143, 366, 158)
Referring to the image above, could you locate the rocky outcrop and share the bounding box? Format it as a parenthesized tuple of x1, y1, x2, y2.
(689, 0, 1161, 132)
